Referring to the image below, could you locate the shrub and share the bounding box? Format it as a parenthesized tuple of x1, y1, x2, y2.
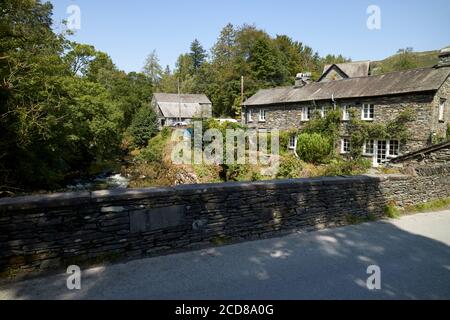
(224, 164, 249, 181)
(323, 158, 371, 176)
(277, 155, 304, 179)
(296, 133, 333, 164)
(139, 127, 171, 163)
(128, 106, 158, 148)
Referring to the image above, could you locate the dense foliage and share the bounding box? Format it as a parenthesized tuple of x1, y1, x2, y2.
(296, 133, 333, 164)
(348, 108, 415, 159)
(1, 1, 427, 193)
(128, 106, 158, 148)
(0, 0, 155, 191)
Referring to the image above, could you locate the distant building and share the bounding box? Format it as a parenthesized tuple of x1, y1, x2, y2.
(152, 93, 212, 128)
(242, 48, 450, 167)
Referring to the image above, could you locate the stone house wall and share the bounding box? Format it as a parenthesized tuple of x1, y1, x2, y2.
(1, 167, 449, 275)
(242, 88, 447, 155)
(433, 75, 450, 139)
(320, 66, 347, 82)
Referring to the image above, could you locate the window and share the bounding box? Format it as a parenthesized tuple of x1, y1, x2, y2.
(341, 138, 350, 154)
(363, 140, 375, 155)
(342, 105, 350, 121)
(289, 135, 297, 150)
(439, 98, 446, 122)
(362, 104, 374, 120)
(259, 109, 266, 122)
(377, 140, 388, 165)
(321, 106, 328, 118)
(389, 140, 400, 157)
(301, 106, 310, 121)
(247, 110, 253, 123)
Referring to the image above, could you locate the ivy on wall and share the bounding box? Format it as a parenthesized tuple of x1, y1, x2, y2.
(347, 107, 416, 158)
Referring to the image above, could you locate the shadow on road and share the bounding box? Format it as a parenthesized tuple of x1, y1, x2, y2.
(2, 216, 450, 300)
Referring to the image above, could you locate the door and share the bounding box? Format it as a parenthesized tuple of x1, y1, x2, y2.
(374, 140, 387, 167)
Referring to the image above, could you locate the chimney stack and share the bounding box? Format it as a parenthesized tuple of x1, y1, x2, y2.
(436, 46, 450, 68)
(295, 72, 312, 87)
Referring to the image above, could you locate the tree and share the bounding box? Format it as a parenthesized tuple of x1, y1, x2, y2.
(128, 106, 158, 148)
(64, 43, 97, 76)
(249, 38, 289, 87)
(190, 39, 207, 71)
(0, 0, 126, 190)
(143, 50, 163, 85)
(109, 71, 153, 128)
(159, 65, 177, 93)
(211, 23, 236, 66)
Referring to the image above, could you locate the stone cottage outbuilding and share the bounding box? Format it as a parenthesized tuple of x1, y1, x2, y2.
(152, 93, 212, 128)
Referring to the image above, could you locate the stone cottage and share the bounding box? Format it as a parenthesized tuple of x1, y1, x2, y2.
(242, 48, 450, 167)
(152, 93, 212, 128)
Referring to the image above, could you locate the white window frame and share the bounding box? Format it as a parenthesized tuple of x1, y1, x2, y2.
(301, 106, 310, 121)
(362, 104, 374, 121)
(388, 140, 400, 158)
(247, 110, 253, 123)
(363, 140, 375, 156)
(439, 98, 446, 122)
(342, 104, 350, 121)
(341, 138, 350, 154)
(372, 139, 401, 167)
(259, 109, 266, 122)
(289, 135, 297, 150)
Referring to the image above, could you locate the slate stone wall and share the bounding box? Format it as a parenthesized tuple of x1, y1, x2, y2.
(393, 144, 450, 167)
(1, 171, 449, 275)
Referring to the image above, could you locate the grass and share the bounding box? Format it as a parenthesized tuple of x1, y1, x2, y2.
(347, 198, 450, 226)
(384, 197, 450, 219)
(405, 198, 450, 214)
(345, 213, 378, 225)
(0, 267, 20, 280)
(384, 204, 402, 219)
(378, 167, 401, 175)
(210, 236, 232, 246)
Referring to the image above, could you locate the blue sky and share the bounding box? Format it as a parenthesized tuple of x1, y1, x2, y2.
(50, 0, 450, 73)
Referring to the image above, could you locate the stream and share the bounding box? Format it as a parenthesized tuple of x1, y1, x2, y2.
(65, 171, 130, 191)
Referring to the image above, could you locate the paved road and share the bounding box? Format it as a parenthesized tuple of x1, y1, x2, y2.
(1, 210, 450, 300)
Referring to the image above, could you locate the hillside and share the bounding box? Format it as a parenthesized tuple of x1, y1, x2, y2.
(371, 49, 440, 75)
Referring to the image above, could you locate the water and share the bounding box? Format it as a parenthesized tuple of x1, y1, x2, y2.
(66, 172, 130, 191)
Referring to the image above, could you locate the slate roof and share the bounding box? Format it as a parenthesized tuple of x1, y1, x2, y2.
(153, 93, 212, 118)
(320, 61, 370, 80)
(153, 93, 211, 104)
(243, 67, 450, 107)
